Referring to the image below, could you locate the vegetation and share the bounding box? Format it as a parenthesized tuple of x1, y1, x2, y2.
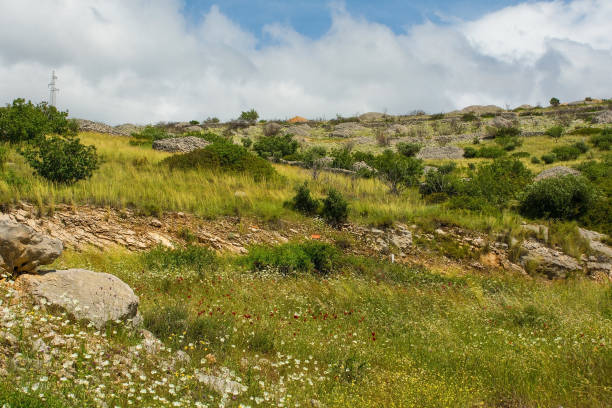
(550, 97, 560, 107)
(290, 182, 319, 215)
(591, 129, 612, 150)
(253, 134, 299, 160)
(239, 109, 259, 122)
(373, 150, 423, 194)
(520, 175, 595, 220)
(321, 188, 348, 225)
(163, 142, 276, 181)
(396, 142, 422, 157)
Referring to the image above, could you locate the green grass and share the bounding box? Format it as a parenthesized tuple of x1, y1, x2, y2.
(44, 246, 612, 407)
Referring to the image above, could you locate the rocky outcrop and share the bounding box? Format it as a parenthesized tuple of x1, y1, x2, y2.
(519, 240, 582, 279)
(461, 105, 504, 114)
(534, 166, 581, 182)
(283, 124, 311, 137)
(263, 122, 282, 136)
(359, 112, 386, 122)
(331, 122, 367, 138)
(0, 220, 63, 275)
(592, 110, 612, 124)
(352, 161, 375, 173)
(152, 136, 210, 153)
(416, 146, 464, 160)
(16, 269, 140, 329)
(76, 119, 142, 136)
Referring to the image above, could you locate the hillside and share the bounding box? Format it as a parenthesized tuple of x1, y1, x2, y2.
(0, 99, 611, 407)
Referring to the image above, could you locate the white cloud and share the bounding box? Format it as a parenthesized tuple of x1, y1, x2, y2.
(0, 0, 610, 124)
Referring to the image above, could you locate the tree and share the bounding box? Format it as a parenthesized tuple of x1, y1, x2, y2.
(20, 134, 99, 184)
(545, 126, 564, 142)
(321, 189, 348, 226)
(373, 150, 423, 194)
(239, 109, 259, 122)
(550, 97, 560, 107)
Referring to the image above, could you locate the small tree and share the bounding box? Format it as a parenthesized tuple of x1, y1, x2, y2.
(291, 183, 319, 215)
(240, 109, 259, 122)
(545, 126, 564, 142)
(373, 150, 423, 194)
(396, 142, 421, 157)
(550, 97, 560, 107)
(21, 134, 99, 184)
(321, 189, 348, 226)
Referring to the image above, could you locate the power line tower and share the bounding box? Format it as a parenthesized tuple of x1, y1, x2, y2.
(48, 70, 59, 107)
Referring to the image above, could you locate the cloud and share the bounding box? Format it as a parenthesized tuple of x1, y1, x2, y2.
(0, 0, 610, 124)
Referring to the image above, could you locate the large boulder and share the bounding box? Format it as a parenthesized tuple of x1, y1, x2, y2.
(416, 146, 464, 160)
(359, 112, 386, 122)
(330, 122, 367, 138)
(0, 220, 63, 275)
(592, 110, 612, 124)
(519, 240, 581, 279)
(16, 269, 140, 329)
(283, 124, 311, 137)
(152, 136, 210, 153)
(263, 122, 282, 136)
(534, 166, 581, 182)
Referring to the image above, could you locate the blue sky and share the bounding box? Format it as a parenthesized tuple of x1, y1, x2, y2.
(181, 0, 526, 40)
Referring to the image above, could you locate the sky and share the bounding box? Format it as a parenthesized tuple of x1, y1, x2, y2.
(0, 0, 611, 125)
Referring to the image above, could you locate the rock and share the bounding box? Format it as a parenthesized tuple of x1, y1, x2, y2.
(578, 228, 612, 258)
(586, 262, 612, 276)
(519, 240, 582, 279)
(359, 112, 386, 121)
(0, 331, 18, 346)
(147, 232, 174, 248)
(76, 119, 142, 136)
(330, 122, 366, 138)
(16, 269, 139, 329)
(263, 122, 282, 136)
(175, 350, 191, 364)
(114, 123, 144, 136)
(313, 156, 334, 168)
(460, 105, 504, 114)
(32, 338, 49, 353)
(184, 125, 203, 133)
(490, 116, 515, 129)
(416, 146, 464, 160)
(149, 218, 162, 228)
(592, 110, 612, 124)
(352, 161, 375, 173)
(152, 136, 210, 153)
(515, 104, 534, 110)
(283, 124, 311, 137)
(390, 231, 412, 249)
(534, 166, 581, 182)
(0, 220, 63, 275)
(197, 371, 247, 396)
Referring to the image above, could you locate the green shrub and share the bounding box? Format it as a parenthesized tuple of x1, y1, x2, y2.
(511, 151, 530, 158)
(239, 109, 259, 122)
(419, 167, 460, 197)
(476, 145, 506, 158)
(302, 146, 327, 166)
(572, 140, 590, 154)
(290, 183, 319, 215)
(0, 98, 77, 143)
(430, 113, 445, 120)
(463, 146, 477, 158)
(568, 127, 602, 136)
(142, 245, 219, 277)
(322, 188, 348, 225)
(545, 126, 564, 141)
(551, 145, 581, 161)
(464, 158, 533, 207)
(242, 242, 340, 276)
(590, 129, 612, 150)
(480, 112, 497, 118)
(241, 137, 252, 148)
(541, 153, 557, 164)
(130, 125, 169, 142)
(520, 175, 595, 220)
(373, 150, 423, 194)
(531, 156, 541, 164)
(20, 134, 99, 184)
(253, 134, 298, 159)
(461, 113, 477, 122)
(330, 146, 354, 170)
(396, 142, 422, 157)
(189, 120, 199, 125)
(0, 144, 8, 169)
(550, 97, 560, 107)
(163, 142, 276, 181)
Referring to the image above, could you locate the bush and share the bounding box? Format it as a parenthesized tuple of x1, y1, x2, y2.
(302, 146, 327, 166)
(253, 134, 298, 159)
(461, 113, 477, 122)
(464, 158, 533, 207)
(541, 153, 557, 164)
(590, 129, 612, 150)
(242, 242, 340, 276)
(520, 175, 595, 220)
(130, 125, 169, 142)
(241, 137, 252, 148)
(463, 146, 477, 158)
(573, 140, 590, 154)
(330, 146, 354, 170)
(419, 166, 460, 197)
(477, 145, 506, 158)
(239, 109, 259, 122)
(373, 150, 423, 194)
(290, 183, 319, 215)
(546, 126, 564, 141)
(189, 120, 199, 125)
(0, 98, 78, 143)
(396, 142, 421, 157)
(163, 142, 276, 181)
(568, 127, 602, 136)
(495, 136, 523, 151)
(20, 134, 99, 184)
(430, 113, 445, 120)
(551, 145, 581, 161)
(531, 156, 541, 164)
(322, 188, 348, 225)
(0, 144, 8, 169)
(550, 97, 560, 107)
(511, 151, 530, 158)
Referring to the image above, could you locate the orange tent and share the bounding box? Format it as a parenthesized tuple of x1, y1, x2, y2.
(288, 116, 308, 123)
